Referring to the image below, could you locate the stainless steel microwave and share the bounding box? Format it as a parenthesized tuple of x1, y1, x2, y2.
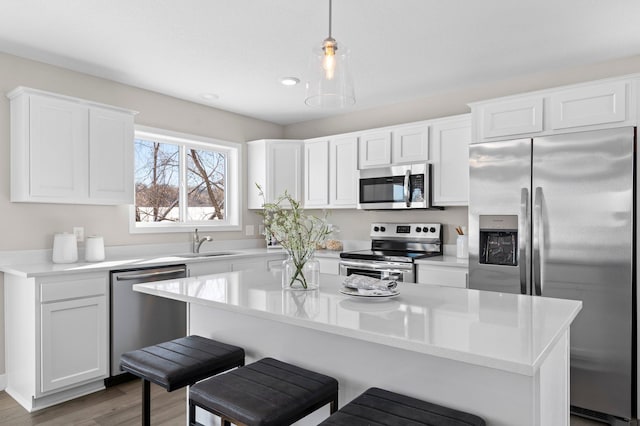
(358, 163, 434, 210)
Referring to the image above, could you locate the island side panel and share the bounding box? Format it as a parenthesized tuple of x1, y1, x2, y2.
(188, 303, 566, 426)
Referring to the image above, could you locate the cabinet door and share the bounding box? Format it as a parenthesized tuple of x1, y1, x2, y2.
(550, 81, 627, 130)
(417, 264, 468, 288)
(268, 141, 303, 202)
(430, 118, 471, 206)
(329, 136, 358, 207)
(304, 139, 329, 207)
(392, 124, 429, 163)
(231, 259, 268, 272)
(29, 95, 89, 199)
(89, 108, 134, 204)
(481, 97, 543, 139)
(188, 261, 230, 277)
(359, 131, 391, 168)
(40, 296, 107, 393)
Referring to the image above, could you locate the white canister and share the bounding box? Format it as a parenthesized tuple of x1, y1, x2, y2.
(85, 235, 105, 262)
(456, 235, 468, 259)
(52, 233, 78, 264)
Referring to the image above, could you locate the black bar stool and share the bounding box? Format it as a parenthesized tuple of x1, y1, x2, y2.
(120, 335, 245, 426)
(319, 387, 486, 425)
(189, 357, 338, 426)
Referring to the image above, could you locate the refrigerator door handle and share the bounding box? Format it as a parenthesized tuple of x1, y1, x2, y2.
(533, 186, 543, 296)
(519, 188, 529, 294)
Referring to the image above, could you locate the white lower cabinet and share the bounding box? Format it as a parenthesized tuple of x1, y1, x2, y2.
(40, 295, 107, 393)
(416, 263, 468, 288)
(231, 259, 268, 272)
(188, 261, 230, 277)
(317, 257, 340, 275)
(4, 272, 109, 412)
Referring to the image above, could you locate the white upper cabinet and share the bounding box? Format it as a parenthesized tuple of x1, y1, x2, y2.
(430, 115, 471, 206)
(247, 139, 303, 209)
(470, 76, 638, 142)
(358, 122, 429, 168)
(304, 139, 330, 207)
(8, 87, 136, 205)
(304, 135, 358, 209)
(329, 135, 358, 207)
(358, 131, 391, 168)
(392, 124, 429, 164)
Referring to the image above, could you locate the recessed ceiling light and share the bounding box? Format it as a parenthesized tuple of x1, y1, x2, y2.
(280, 77, 300, 86)
(200, 93, 219, 101)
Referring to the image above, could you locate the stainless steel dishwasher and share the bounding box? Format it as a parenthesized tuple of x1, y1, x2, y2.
(107, 264, 187, 385)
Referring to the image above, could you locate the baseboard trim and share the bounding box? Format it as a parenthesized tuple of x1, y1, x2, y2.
(0, 374, 6, 391)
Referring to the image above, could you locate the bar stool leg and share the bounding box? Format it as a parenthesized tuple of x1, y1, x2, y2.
(142, 379, 150, 426)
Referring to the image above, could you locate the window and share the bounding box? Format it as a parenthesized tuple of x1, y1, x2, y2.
(130, 126, 241, 233)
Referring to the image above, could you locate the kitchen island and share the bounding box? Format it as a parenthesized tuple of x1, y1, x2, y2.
(134, 270, 582, 426)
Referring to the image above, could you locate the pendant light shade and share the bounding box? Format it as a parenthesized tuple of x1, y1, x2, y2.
(305, 0, 355, 108)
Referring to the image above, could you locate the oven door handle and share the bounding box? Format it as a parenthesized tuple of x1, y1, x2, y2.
(404, 170, 411, 207)
(339, 260, 413, 271)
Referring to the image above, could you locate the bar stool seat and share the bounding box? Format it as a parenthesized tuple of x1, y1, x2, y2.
(319, 387, 486, 426)
(120, 335, 245, 425)
(189, 357, 339, 426)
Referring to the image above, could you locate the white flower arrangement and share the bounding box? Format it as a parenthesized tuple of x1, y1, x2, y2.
(257, 185, 330, 288)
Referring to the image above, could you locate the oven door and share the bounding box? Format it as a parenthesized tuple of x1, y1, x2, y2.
(339, 259, 415, 283)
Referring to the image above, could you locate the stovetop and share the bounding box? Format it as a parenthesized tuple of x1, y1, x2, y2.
(340, 222, 444, 263)
(340, 249, 442, 263)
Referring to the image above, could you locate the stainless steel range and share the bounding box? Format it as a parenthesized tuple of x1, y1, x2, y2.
(339, 222, 443, 283)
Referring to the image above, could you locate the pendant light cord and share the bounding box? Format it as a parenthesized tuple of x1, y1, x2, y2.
(328, 0, 332, 38)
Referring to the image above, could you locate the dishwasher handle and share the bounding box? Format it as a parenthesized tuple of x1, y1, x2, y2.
(115, 268, 186, 281)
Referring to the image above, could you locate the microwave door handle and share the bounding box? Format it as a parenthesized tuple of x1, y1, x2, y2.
(404, 170, 411, 207)
(519, 188, 529, 295)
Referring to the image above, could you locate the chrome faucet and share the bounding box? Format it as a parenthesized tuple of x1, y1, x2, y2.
(192, 228, 212, 253)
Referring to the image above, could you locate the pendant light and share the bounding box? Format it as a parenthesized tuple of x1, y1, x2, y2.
(305, 0, 355, 108)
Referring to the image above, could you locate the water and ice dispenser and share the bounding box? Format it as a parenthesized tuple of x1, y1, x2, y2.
(478, 215, 518, 267)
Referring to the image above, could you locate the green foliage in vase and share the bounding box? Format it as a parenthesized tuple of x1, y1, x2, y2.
(257, 184, 330, 288)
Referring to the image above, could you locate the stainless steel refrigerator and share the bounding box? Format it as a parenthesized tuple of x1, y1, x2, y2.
(468, 127, 635, 424)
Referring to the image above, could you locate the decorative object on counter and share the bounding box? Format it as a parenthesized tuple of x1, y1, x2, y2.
(52, 233, 78, 264)
(340, 274, 399, 297)
(85, 235, 105, 262)
(456, 225, 468, 258)
(257, 184, 330, 290)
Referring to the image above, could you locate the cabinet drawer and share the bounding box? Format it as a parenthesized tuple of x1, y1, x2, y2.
(317, 257, 339, 275)
(481, 97, 543, 139)
(550, 81, 626, 130)
(417, 265, 467, 288)
(40, 275, 107, 303)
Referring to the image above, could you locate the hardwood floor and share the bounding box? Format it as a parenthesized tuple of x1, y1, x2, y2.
(0, 380, 185, 426)
(0, 380, 611, 425)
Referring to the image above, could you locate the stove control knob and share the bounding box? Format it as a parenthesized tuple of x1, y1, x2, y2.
(415, 227, 421, 232)
(373, 226, 380, 232)
(430, 227, 436, 233)
(380, 226, 386, 232)
(422, 227, 429, 233)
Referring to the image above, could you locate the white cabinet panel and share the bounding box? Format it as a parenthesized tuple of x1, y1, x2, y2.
(29, 95, 88, 199)
(188, 261, 231, 277)
(89, 108, 134, 203)
(231, 259, 268, 272)
(392, 124, 429, 163)
(8, 87, 136, 205)
(304, 139, 329, 207)
(430, 116, 471, 206)
(40, 295, 107, 393)
(550, 81, 626, 130)
(481, 97, 543, 139)
(359, 131, 391, 168)
(247, 139, 303, 209)
(329, 136, 358, 207)
(417, 264, 468, 288)
(317, 257, 339, 275)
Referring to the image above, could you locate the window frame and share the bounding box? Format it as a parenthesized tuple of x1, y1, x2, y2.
(129, 125, 242, 233)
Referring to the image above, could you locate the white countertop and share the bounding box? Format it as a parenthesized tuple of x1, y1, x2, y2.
(134, 270, 581, 376)
(0, 248, 286, 278)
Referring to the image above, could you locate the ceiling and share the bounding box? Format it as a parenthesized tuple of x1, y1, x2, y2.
(1, 1, 640, 126)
